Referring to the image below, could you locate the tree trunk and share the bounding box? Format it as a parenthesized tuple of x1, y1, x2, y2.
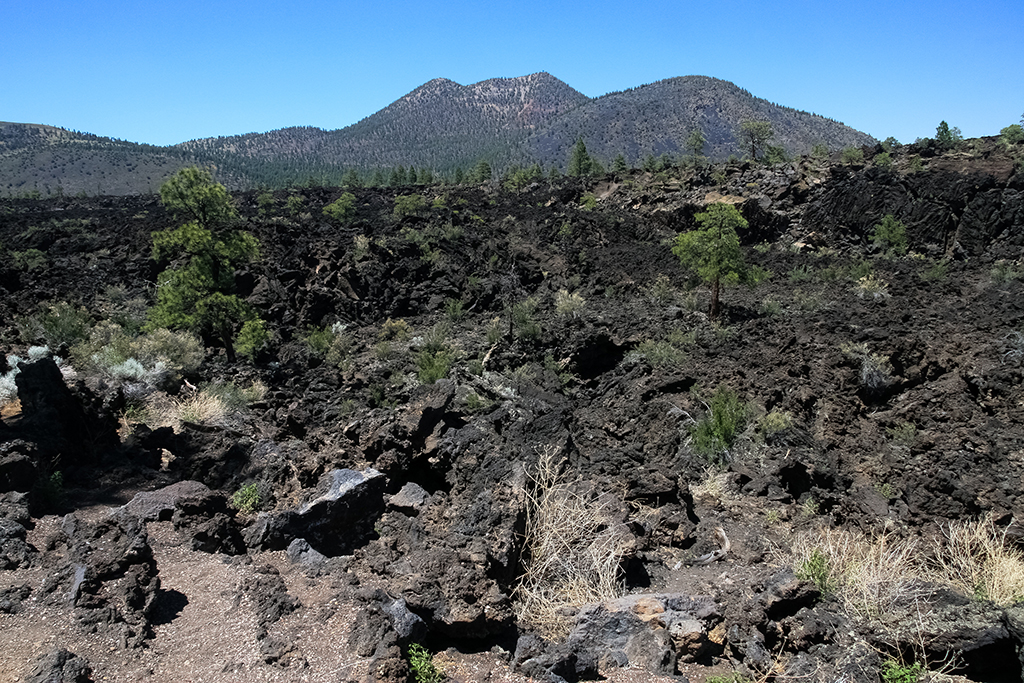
(710, 276, 720, 320)
(222, 325, 236, 364)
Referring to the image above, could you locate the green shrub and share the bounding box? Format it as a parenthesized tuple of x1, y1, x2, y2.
(763, 145, 788, 165)
(691, 386, 749, 461)
(579, 192, 597, 211)
(236, 319, 270, 360)
(648, 274, 675, 305)
(394, 194, 427, 218)
(849, 259, 874, 280)
(870, 214, 908, 256)
(285, 194, 304, 215)
(841, 146, 864, 164)
(34, 302, 92, 347)
(256, 191, 275, 216)
(935, 120, 962, 149)
(920, 259, 948, 282)
(32, 471, 65, 512)
(10, 248, 47, 271)
(416, 349, 452, 384)
(304, 325, 336, 356)
(322, 192, 356, 222)
(230, 482, 261, 514)
(874, 151, 893, 170)
(1001, 124, 1024, 147)
(706, 674, 750, 683)
(512, 298, 541, 339)
(887, 421, 917, 449)
(465, 392, 492, 414)
(810, 143, 830, 161)
(407, 643, 443, 683)
(373, 340, 394, 361)
(758, 298, 781, 316)
(880, 659, 923, 683)
(444, 298, 465, 322)
(788, 264, 814, 282)
(796, 548, 836, 594)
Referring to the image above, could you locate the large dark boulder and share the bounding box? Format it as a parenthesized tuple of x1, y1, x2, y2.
(244, 467, 386, 555)
(15, 358, 116, 466)
(24, 648, 92, 683)
(61, 510, 160, 648)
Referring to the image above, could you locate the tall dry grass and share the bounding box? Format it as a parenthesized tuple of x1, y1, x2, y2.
(790, 515, 1024, 620)
(514, 446, 632, 640)
(930, 515, 1024, 606)
(790, 526, 927, 618)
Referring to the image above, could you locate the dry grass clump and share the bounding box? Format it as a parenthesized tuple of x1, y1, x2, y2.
(515, 446, 632, 640)
(142, 380, 266, 431)
(790, 526, 926, 618)
(554, 289, 586, 318)
(792, 517, 1024, 619)
(930, 515, 1024, 605)
(145, 390, 229, 430)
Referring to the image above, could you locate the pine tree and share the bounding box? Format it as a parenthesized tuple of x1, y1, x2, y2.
(672, 203, 766, 319)
(738, 120, 774, 161)
(567, 137, 593, 177)
(148, 167, 264, 363)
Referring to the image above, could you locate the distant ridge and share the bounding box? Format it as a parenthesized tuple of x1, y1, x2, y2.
(0, 73, 875, 195)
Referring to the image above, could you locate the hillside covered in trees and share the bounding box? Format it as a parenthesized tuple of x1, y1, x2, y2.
(1, 72, 875, 196)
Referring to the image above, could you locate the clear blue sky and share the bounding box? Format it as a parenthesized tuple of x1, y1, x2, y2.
(3, 0, 1020, 147)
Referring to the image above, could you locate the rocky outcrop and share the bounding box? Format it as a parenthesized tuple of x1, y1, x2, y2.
(61, 510, 160, 648)
(244, 467, 386, 555)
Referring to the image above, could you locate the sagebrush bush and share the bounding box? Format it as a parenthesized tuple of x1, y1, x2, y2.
(379, 318, 411, 341)
(71, 323, 203, 389)
(841, 342, 894, 394)
(991, 260, 1021, 284)
(853, 274, 890, 300)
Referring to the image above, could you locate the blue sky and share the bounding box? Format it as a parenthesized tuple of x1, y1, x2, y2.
(3, 0, 1020, 147)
